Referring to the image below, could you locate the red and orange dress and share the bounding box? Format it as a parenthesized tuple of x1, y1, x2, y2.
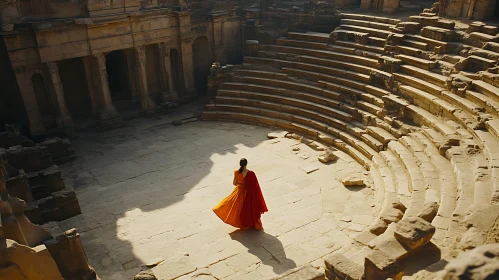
(213, 170, 268, 230)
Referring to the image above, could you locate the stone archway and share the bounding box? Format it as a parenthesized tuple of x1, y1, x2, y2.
(170, 49, 185, 93)
(32, 73, 56, 130)
(192, 36, 213, 95)
(105, 50, 132, 102)
(58, 58, 92, 120)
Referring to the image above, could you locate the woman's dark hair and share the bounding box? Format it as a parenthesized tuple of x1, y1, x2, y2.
(239, 158, 248, 173)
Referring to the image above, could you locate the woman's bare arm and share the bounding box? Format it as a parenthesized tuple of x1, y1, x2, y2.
(233, 173, 237, 186)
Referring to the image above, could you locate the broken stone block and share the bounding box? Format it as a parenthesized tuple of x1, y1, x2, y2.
(394, 217, 436, 250)
(369, 219, 389, 235)
(395, 22, 421, 34)
(379, 56, 402, 72)
(39, 138, 76, 164)
(380, 207, 404, 224)
(267, 130, 289, 139)
(134, 270, 158, 280)
(43, 229, 97, 280)
(318, 149, 337, 163)
(391, 200, 407, 212)
(273, 264, 325, 280)
(442, 243, 499, 280)
(341, 175, 366, 187)
(421, 26, 455, 42)
(364, 250, 403, 280)
(324, 253, 363, 280)
(417, 202, 439, 222)
(5, 146, 53, 173)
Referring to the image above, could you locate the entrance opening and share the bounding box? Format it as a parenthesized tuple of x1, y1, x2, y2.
(145, 45, 162, 95)
(32, 74, 56, 130)
(58, 58, 92, 120)
(106, 50, 131, 102)
(192, 36, 212, 95)
(170, 49, 185, 93)
(495, 0, 499, 18)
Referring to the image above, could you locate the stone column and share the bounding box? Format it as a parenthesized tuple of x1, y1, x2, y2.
(133, 46, 157, 112)
(209, 12, 228, 64)
(90, 53, 123, 130)
(176, 11, 196, 97)
(13, 67, 45, 136)
(46, 62, 75, 136)
(82, 57, 100, 117)
(158, 42, 179, 102)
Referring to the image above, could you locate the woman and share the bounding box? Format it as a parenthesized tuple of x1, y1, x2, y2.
(213, 158, 268, 230)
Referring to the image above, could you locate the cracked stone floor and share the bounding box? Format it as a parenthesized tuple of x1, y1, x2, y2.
(58, 107, 378, 280)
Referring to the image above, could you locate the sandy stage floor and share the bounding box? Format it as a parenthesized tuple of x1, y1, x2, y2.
(58, 110, 377, 280)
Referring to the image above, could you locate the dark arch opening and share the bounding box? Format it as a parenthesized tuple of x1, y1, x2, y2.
(32, 73, 56, 130)
(192, 36, 213, 95)
(170, 49, 185, 93)
(106, 50, 131, 102)
(58, 58, 92, 120)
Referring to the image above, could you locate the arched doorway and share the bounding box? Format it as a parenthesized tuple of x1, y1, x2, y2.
(170, 49, 185, 93)
(32, 73, 56, 130)
(58, 58, 92, 120)
(192, 36, 212, 95)
(106, 50, 132, 102)
(145, 45, 162, 95)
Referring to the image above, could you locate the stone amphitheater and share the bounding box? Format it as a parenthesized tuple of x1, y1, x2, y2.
(1, 0, 499, 279)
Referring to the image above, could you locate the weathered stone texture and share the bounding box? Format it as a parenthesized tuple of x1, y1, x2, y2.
(394, 217, 436, 250)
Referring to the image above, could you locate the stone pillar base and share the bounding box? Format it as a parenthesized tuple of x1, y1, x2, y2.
(96, 108, 125, 131)
(161, 91, 179, 102)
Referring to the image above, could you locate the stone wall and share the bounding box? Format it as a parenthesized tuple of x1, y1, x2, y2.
(439, 0, 497, 20)
(0, 1, 245, 138)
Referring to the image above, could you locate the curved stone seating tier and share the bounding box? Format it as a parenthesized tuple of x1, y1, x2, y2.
(203, 13, 499, 277)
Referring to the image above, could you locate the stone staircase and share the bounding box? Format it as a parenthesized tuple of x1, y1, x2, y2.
(203, 11, 499, 280)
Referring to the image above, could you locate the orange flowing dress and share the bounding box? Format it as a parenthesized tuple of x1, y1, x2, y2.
(213, 170, 268, 230)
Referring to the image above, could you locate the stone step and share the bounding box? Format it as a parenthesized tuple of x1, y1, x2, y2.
(380, 150, 411, 206)
(396, 54, 438, 70)
(361, 133, 384, 152)
(465, 90, 499, 116)
(287, 31, 331, 44)
(282, 64, 371, 83)
(339, 25, 393, 39)
(219, 83, 342, 109)
(340, 19, 395, 31)
(367, 126, 398, 146)
(368, 37, 386, 47)
(331, 29, 370, 45)
(391, 45, 425, 57)
(234, 69, 290, 80)
(402, 39, 429, 51)
(440, 91, 484, 115)
(276, 38, 327, 50)
(405, 34, 449, 53)
(449, 150, 476, 217)
(472, 80, 499, 103)
(232, 76, 342, 101)
(388, 141, 427, 218)
(474, 130, 499, 203)
(399, 135, 441, 202)
(420, 26, 455, 42)
(216, 89, 352, 121)
(394, 73, 443, 96)
(357, 100, 384, 117)
(411, 132, 456, 244)
(406, 105, 457, 137)
(398, 85, 459, 117)
(341, 13, 401, 25)
(215, 96, 351, 131)
(420, 127, 449, 151)
(399, 65, 446, 87)
(318, 80, 384, 108)
(326, 44, 356, 55)
(334, 40, 385, 54)
(205, 108, 376, 168)
(263, 44, 380, 68)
